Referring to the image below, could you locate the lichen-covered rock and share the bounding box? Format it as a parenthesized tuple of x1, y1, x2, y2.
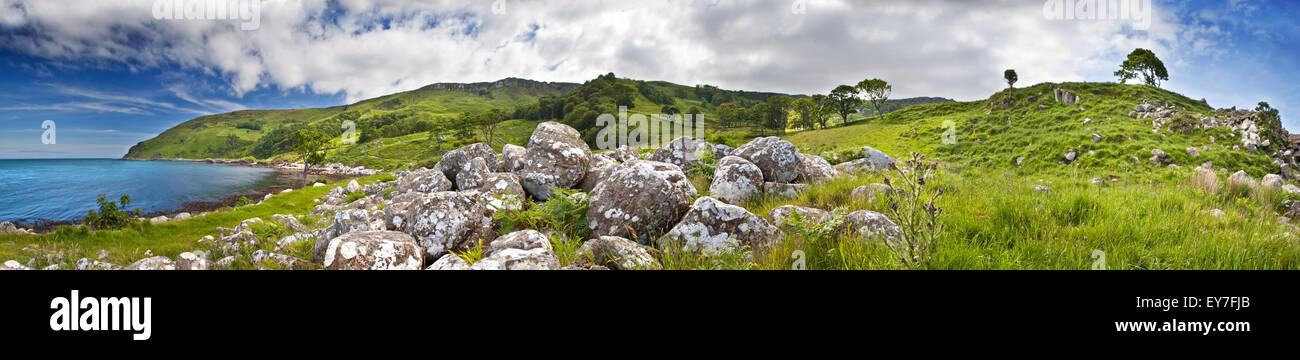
(346, 180, 364, 194)
(833, 146, 895, 173)
(658, 196, 784, 255)
(76, 258, 122, 270)
(500, 144, 526, 172)
(650, 137, 714, 172)
(425, 254, 470, 270)
(588, 160, 697, 244)
(608, 145, 642, 163)
(519, 121, 592, 200)
(485, 230, 553, 257)
(843, 210, 904, 247)
(126, 256, 176, 270)
(731, 137, 803, 183)
(797, 154, 839, 183)
(709, 156, 764, 204)
(1, 260, 31, 270)
(763, 182, 810, 198)
(455, 157, 492, 191)
(1261, 174, 1284, 189)
(580, 236, 661, 270)
(436, 143, 500, 183)
(766, 205, 830, 231)
(313, 209, 382, 262)
(274, 233, 314, 252)
(580, 153, 620, 192)
(176, 252, 210, 270)
(1228, 170, 1258, 188)
(251, 250, 312, 270)
(273, 214, 309, 234)
(404, 191, 495, 259)
(149, 216, 169, 224)
(0, 222, 32, 235)
(394, 167, 453, 194)
(322, 231, 424, 270)
(469, 172, 527, 213)
(469, 247, 560, 270)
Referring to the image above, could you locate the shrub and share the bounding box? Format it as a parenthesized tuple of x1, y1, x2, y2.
(234, 196, 254, 207)
(685, 148, 718, 183)
(493, 189, 590, 241)
(879, 152, 946, 269)
(83, 194, 140, 230)
(455, 239, 486, 264)
(375, 174, 397, 183)
(344, 191, 367, 203)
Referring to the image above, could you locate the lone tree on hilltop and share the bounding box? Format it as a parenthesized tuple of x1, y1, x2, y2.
(857, 78, 892, 120)
(1004, 69, 1018, 89)
(1114, 48, 1169, 87)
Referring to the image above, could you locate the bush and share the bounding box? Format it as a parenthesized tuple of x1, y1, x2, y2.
(234, 196, 254, 207)
(83, 194, 140, 230)
(344, 191, 367, 203)
(879, 152, 946, 269)
(493, 189, 590, 242)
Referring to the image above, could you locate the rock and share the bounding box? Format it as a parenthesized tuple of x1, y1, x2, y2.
(173, 212, 191, 221)
(1082, 117, 1092, 125)
(657, 196, 784, 256)
(275, 233, 314, 252)
(314, 209, 382, 262)
(1283, 184, 1300, 195)
(500, 144, 527, 172)
(233, 217, 264, 233)
(1033, 185, 1053, 193)
(271, 214, 308, 234)
(0, 222, 31, 235)
(588, 160, 697, 244)
(763, 182, 810, 198)
(708, 156, 764, 204)
(1150, 149, 1168, 165)
(731, 137, 803, 183)
(766, 205, 830, 231)
(1262, 174, 1284, 189)
(852, 184, 906, 202)
(485, 230, 553, 257)
(126, 256, 176, 270)
(579, 153, 620, 192)
(1054, 88, 1079, 106)
(1089, 177, 1104, 185)
(436, 143, 500, 183)
(149, 216, 169, 224)
(1063, 151, 1077, 163)
(425, 254, 471, 270)
(404, 191, 495, 259)
(518, 122, 592, 200)
(454, 157, 492, 191)
(1, 260, 31, 270)
(393, 168, 453, 194)
(1187, 147, 1201, 157)
(580, 236, 661, 270)
(176, 252, 210, 270)
(345, 179, 363, 194)
(607, 146, 642, 163)
(470, 172, 527, 213)
(833, 146, 895, 173)
(1207, 209, 1226, 218)
(469, 247, 561, 270)
(76, 258, 122, 270)
(797, 154, 839, 183)
(322, 231, 424, 270)
(843, 210, 905, 247)
(650, 137, 715, 172)
(1015, 157, 1025, 166)
(1228, 170, 1257, 188)
(251, 250, 312, 270)
(97, 249, 110, 260)
(213, 256, 236, 269)
(1284, 200, 1300, 220)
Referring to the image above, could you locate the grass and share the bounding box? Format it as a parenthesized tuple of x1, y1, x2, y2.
(0, 174, 391, 269)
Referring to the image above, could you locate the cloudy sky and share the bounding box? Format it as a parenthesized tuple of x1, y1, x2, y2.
(1, 0, 1297, 158)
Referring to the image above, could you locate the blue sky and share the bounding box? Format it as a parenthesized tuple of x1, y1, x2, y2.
(1, 0, 1297, 158)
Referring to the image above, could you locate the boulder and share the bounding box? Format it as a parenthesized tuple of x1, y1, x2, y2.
(1054, 88, 1079, 106)
(763, 182, 810, 198)
(843, 210, 905, 247)
(708, 156, 764, 204)
(313, 209, 382, 262)
(1187, 147, 1201, 157)
(1261, 174, 1284, 189)
(766, 205, 830, 231)
(275, 233, 314, 252)
(797, 154, 839, 183)
(75, 258, 122, 270)
(469, 247, 560, 270)
(393, 168, 453, 194)
(485, 230, 553, 257)
(436, 143, 500, 182)
(588, 160, 697, 244)
(454, 157, 492, 191)
(345, 179, 363, 194)
(425, 254, 471, 270)
(173, 212, 192, 221)
(579, 153, 620, 192)
(126, 256, 176, 270)
(607, 146, 642, 163)
(1228, 170, 1257, 188)
(852, 184, 906, 202)
(833, 146, 895, 173)
(322, 231, 424, 270)
(1283, 184, 1300, 195)
(0, 222, 30, 235)
(251, 250, 312, 270)
(469, 172, 527, 213)
(273, 214, 310, 233)
(650, 137, 714, 172)
(500, 144, 527, 172)
(1, 260, 31, 270)
(404, 191, 495, 259)
(657, 196, 784, 255)
(518, 122, 592, 200)
(579, 236, 661, 270)
(731, 137, 803, 183)
(175, 252, 210, 270)
(149, 216, 169, 224)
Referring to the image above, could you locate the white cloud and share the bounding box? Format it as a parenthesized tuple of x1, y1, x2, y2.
(0, 0, 1204, 104)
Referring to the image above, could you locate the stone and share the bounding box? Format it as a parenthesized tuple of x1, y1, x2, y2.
(1150, 149, 1168, 165)
(1, 260, 31, 270)
(500, 144, 527, 172)
(469, 247, 561, 270)
(1207, 209, 1226, 218)
(126, 256, 176, 270)
(763, 182, 810, 198)
(709, 156, 764, 204)
(425, 254, 471, 270)
(1033, 185, 1053, 193)
(345, 179, 363, 194)
(469, 172, 527, 213)
(1262, 174, 1284, 189)
(833, 146, 895, 173)
(485, 230, 553, 257)
(1282, 184, 1300, 195)
(275, 233, 314, 252)
(322, 231, 424, 270)
(76, 258, 122, 270)
(766, 205, 830, 231)
(657, 196, 784, 256)
(1187, 147, 1201, 157)
(518, 122, 592, 201)
(852, 183, 906, 202)
(149, 216, 169, 224)
(579, 153, 620, 192)
(176, 252, 210, 270)
(650, 136, 715, 172)
(273, 214, 310, 233)
(1063, 151, 1077, 162)
(1228, 170, 1257, 188)
(404, 191, 495, 259)
(1054, 88, 1079, 106)
(214, 256, 236, 269)
(173, 212, 191, 221)
(588, 160, 697, 244)
(251, 250, 312, 270)
(607, 146, 642, 163)
(580, 236, 661, 270)
(436, 143, 500, 183)
(731, 136, 803, 183)
(455, 157, 493, 191)
(843, 210, 905, 247)
(797, 154, 839, 184)
(393, 168, 454, 194)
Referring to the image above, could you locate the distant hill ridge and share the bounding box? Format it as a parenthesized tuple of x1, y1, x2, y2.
(417, 77, 579, 93)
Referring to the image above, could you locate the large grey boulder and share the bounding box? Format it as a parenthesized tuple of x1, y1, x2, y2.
(425, 254, 471, 270)
(797, 154, 839, 183)
(76, 258, 122, 270)
(833, 146, 895, 173)
(731, 137, 803, 183)
(579, 236, 661, 270)
(126, 256, 176, 270)
(650, 137, 714, 172)
(272, 214, 309, 234)
(314, 209, 382, 262)
(251, 250, 312, 270)
(485, 230, 553, 257)
(404, 191, 495, 259)
(708, 156, 764, 204)
(518, 122, 592, 200)
(1054, 88, 1079, 106)
(766, 205, 831, 231)
(658, 196, 784, 255)
(500, 144, 527, 172)
(579, 153, 620, 192)
(843, 210, 904, 247)
(455, 157, 493, 191)
(175, 252, 210, 270)
(436, 143, 500, 183)
(1261, 174, 1284, 189)
(588, 160, 698, 244)
(469, 247, 561, 270)
(607, 146, 642, 163)
(322, 231, 424, 270)
(468, 172, 527, 213)
(393, 167, 453, 194)
(1228, 170, 1257, 188)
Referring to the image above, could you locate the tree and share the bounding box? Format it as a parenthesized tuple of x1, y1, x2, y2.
(764, 95, 794, 135)
(716, 102, 744, 129)
(1004, 69, 1018, 88)
(826, 85, 863, 127)
(810, 94, 831, 129)
(792, 97, 827, 130)
(478, 109, 506, 148)
(292, 129, 331, 185)
(857, 78, 892, 120)
(1114, 48, 1169, 87)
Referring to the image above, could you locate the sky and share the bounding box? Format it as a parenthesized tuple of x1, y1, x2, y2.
(1, 0, 1297, 158)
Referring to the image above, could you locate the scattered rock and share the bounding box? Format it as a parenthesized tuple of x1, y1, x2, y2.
(500, 144, 527, 172)
(650, 136, 715, 172)
(797, 154, 839, 184)
(1, 260, 31, 270)
(1261, 174, 1284, 189)
(658, 196, 784, 255)
(176, 252, 210, 270)
(579, 236, 661, 270)
(833, 146, 895, 174)
(767, 205, 830, 231)
(126, 256, 176, 270)
(454, 157, 493, 191)
(251, 250, 312, 270)
(345, 179, 363, 194)
(763, 182, 810, 198)
(518, 122, 592, 200)
(1150, 149, 1168, 166)
(322, 231, 424, 270)
(485, 230, 553, 257)
(149, 216, 169, 224)
(436, 143, 501, 183)
(404, 191, 495, 259)
(1033, 185, 1053, 193)
(393, 167, 454, 194)
(76, 258, 122, 270)
(1207, 209, 1226, 218)
(1228, 170, 1258, 188)
(425, 254, 470, 270)
(607, 146, 642, 163)
(1053, 88, 1079, 106)
(588, 160, 697, 244)
(843, 210, 905, 247)
(709, 156, 764, 204)
(1187, 147, 1200, 157)
(732, 137, 803, 183)
(469, 247, 561, 270)
(173, 212, 191, 221)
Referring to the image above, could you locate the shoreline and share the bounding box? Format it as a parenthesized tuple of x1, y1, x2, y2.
(11, 159, 381, 233)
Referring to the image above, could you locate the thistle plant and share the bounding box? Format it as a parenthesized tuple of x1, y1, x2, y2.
(880, 152, 945, 269)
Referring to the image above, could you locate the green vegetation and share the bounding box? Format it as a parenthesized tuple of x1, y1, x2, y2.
(1115, 48, 1169, 88)
(82, 194, 142, 230)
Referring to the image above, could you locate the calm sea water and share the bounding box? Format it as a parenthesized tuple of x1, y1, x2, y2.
(0, 159, 290, 224)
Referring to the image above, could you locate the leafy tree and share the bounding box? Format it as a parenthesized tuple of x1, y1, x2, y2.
(857, 78, 892, 120)
(1114, 48, 1169, 87)
(827, 85, 863, 126)
(83, 194, 140, 230)
(792, 97, 827, 130)
(716, 102, 745, 129)
(478, 109, 507, 148)
(292, 129, 331, 185)
(1004, 69, 1018, 89)
(764, 95, 793, 135)
(809, 94, 831, 129)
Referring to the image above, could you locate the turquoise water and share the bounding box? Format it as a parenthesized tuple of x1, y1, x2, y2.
(0, 159, 289, 223)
